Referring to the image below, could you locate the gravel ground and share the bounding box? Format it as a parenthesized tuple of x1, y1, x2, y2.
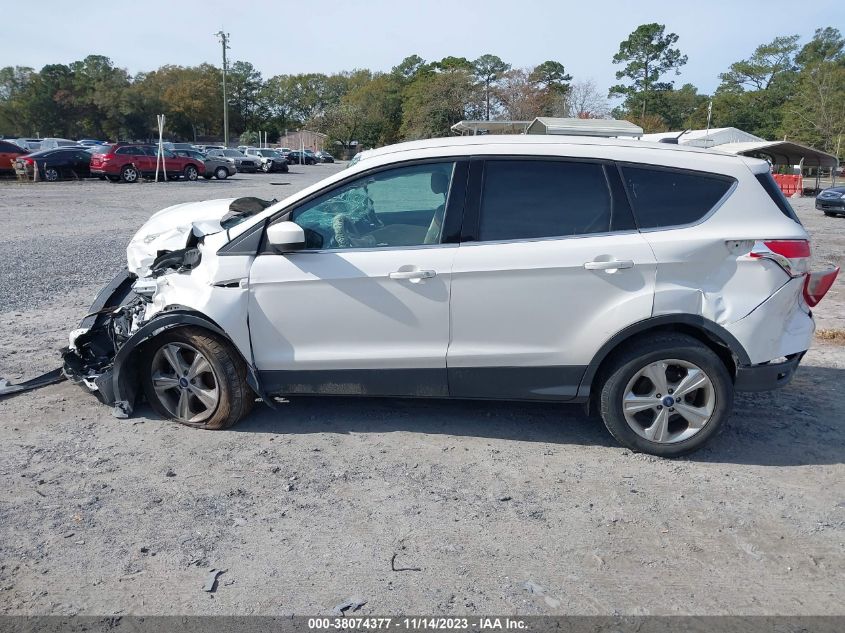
(0, 169, 843, 617)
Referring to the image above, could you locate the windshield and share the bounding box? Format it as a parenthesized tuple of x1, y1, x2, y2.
(222, 150, 243, 157)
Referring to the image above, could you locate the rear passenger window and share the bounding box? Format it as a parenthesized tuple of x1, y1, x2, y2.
(621, 166, 734, 229)
(479, 160, 613, 241)
(116, 146, 139, 155)
(754, 172, 801, 224)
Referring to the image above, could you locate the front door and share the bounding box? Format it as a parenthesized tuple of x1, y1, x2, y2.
(248, 160, 464, 397)
(448, 158, 657, 400)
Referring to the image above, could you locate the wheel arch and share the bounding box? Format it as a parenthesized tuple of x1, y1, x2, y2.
(578, 315, 750, 401)
(111, 309, 272, 416)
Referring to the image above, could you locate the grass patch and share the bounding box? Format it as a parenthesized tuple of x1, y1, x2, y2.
(816, 328, 845, 344)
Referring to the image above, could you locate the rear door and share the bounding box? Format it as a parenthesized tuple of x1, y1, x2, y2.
(448, 158, 657, 400)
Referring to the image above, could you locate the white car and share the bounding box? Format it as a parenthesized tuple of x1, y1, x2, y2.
(63, 136, 840, 456)
(243, 147, 289, 173)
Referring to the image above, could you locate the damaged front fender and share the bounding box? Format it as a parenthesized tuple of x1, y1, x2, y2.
(62, 271, 270, 418)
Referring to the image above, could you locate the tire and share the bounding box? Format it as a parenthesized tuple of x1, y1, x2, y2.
(215, 166, 229, 180)
(120, 165, 139, 183)
(183, 165, 199, 181)
(44, 167, 59, 182)
(140, 327, 254, 430)
(261, 162, 271, 173)
(598, 333, 733, 457)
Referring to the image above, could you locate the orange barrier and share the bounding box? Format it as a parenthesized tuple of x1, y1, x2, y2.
(772, 173, 803, 197)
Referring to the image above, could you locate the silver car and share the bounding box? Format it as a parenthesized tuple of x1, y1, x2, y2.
(174, 149, 237, 180)
(206, 148, 258, 173)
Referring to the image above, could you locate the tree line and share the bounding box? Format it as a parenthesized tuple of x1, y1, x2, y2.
(0, 24, 842, 158)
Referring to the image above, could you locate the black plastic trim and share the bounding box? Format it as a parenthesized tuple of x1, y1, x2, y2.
(734, 352, 804, 392)
(448, 365, 586, 401)
(260, 368, 447, 398)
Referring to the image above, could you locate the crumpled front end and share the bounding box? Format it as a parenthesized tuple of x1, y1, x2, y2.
(61, 269, 144, 415)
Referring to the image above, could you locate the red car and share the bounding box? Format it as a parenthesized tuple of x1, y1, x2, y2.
(90, 144, 205, 183)
(0, 140, 27, 175)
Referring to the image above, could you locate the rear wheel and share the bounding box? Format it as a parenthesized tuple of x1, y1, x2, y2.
(183, 165, 199, 181)
(44, 167, 59, 182)
(215, 166, 229, 180)
(141, 328, 254, 430)
(120, 165, 139, 183)
(598, 334, 733, 457)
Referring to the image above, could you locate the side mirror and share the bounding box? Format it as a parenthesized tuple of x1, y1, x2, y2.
(266, 221, 306, 252)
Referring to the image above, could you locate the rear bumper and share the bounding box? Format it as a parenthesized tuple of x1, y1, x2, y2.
(734, 352, 804, 392)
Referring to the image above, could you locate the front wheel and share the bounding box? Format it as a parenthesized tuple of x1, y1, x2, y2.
(44, 167, 60, 182)
(215, 166, 229, 180)
(598, 333, 733, 457)
(261, 162, 271, 173)
(141, 328, 254, 430)
(183, 165, 199, 181)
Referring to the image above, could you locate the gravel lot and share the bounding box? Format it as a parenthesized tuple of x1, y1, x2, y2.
(0, 168, 843, 616)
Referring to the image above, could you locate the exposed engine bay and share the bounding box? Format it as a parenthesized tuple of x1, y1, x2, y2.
(61, 196, 275, 417)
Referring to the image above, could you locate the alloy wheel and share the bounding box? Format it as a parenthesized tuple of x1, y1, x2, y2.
(44, 168, 59, 181)
(622, 359, 716, 444)
(150, 343, 219, 423)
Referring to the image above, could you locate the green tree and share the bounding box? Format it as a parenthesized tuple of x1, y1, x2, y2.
(473, 54, 510, 120)
(796, 27, 844, 67)
(718, 35, 799, 91)
(401, 69, 482, 138)
(609, 23, 688, 118)
(783, 60, 845, 156)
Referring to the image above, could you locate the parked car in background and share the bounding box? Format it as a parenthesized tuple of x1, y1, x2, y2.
(816, 186, 845, 217)
(78, 139, 107, 147)
(315, 150, 335, 163)
(13, 138, 42, 152)
(13, 147, 93, 181)
(90, 143, 205, 182)
(0, 140, 27, 174)
(163, 142, 196, 152)
(287, 150, 317, 165)
(244, 147, 289, 172)
(39, 138, 79, 151)
(174, 148, 236, 180)
(198, 144, 226, 152)
(206, 148, 258, 173)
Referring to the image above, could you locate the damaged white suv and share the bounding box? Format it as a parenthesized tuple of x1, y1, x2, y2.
(63, 136, 839, 457)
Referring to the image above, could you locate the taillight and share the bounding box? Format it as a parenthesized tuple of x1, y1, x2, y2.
(749, 239, 811, 277)
(803, 267, 839, 307)
(23, 157, 34, 165)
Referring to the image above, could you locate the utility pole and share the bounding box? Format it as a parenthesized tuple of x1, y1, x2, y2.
(215, 30, 230, 147)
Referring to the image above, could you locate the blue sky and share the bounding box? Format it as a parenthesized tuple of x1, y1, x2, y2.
(5, 0, 844, 96)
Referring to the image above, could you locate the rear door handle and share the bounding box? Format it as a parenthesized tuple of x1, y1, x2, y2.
(584, 260, 634, 270)
(389, 269, 436, 280)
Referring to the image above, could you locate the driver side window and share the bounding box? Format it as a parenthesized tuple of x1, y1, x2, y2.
(291, 162, 455, 250)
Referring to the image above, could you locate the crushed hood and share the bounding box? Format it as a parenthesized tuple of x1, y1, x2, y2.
(126, 198, 237, 277)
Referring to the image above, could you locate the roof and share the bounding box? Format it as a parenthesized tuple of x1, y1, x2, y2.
(527, 117, 643, 137)
(353, 134, 754, 165)
(713, 140, 839, 168)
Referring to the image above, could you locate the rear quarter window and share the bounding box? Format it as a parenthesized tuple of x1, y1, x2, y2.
(621, 165, 735, 229)
(754, 172, 801, 224)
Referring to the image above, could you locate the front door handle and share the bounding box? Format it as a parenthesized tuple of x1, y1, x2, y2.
(584, 260, 634, 271)
(389, 269, 436, 280)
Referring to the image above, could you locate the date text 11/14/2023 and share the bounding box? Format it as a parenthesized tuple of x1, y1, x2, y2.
(307, 617, 528, 630)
